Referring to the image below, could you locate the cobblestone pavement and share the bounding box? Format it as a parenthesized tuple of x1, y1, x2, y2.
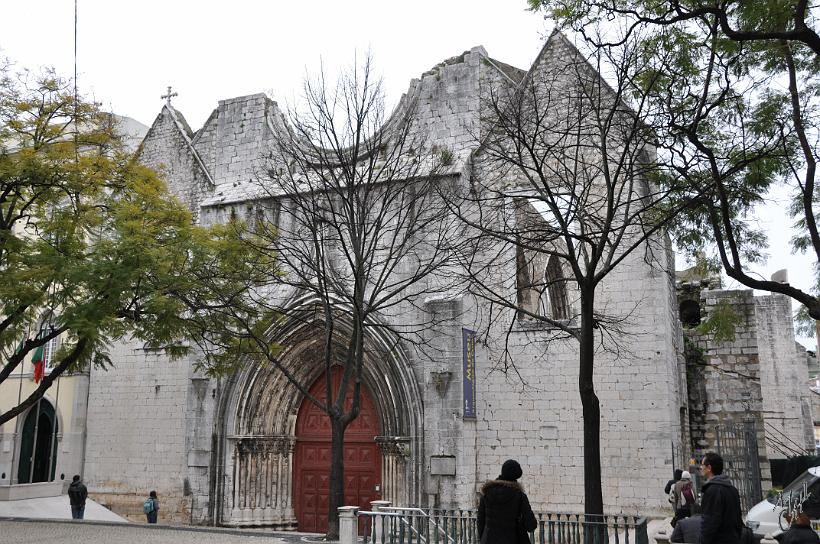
(0, 519, 335, 544)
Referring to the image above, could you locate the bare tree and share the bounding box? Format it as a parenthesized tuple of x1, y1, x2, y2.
(450, 32, 689, 519)
(531, 1, 820, 324)
(222, 56, 460, 538)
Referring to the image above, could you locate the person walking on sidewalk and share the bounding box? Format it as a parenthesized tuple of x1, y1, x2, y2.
(665, 468, 683, 495)
(670, 470, 698, 527)
(477, 459, 538, 544)
(143, 490, 159, 524)
(699, 452, 743, 544)
(671, 504, 703, 543)
(68, 474, 88, 520)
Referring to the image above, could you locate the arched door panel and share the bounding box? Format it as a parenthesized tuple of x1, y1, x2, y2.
(294, 367, 381, 533)
(17, 400, 57, 484)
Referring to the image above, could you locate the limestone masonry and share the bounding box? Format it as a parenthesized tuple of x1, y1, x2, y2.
(69, 32, 812, 527)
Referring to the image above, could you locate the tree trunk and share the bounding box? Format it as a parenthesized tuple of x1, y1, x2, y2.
(578, 291, 604, 535)
(325, 413, 347, 540)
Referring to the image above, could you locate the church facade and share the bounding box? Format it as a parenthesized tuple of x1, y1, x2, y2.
(18, 32, 807, 528)
(78, 33, 687, 526)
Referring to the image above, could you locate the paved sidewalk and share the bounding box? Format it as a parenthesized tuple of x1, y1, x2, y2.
(0, 495, 126, 522)
(0, 518, 331, 544)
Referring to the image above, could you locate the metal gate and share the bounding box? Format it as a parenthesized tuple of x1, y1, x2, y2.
(715, 419, 763, 512)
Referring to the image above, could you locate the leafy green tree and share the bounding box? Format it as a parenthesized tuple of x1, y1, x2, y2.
(0, 62, 265, 425)
(529, 1, 820, 323)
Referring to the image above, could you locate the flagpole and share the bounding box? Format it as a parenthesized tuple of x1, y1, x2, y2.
(47, 372, 60, 482)
(9, 338, 25, 484)
(28, 398, 41, 484)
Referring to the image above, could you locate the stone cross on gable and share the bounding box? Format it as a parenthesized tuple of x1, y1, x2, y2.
(161, 86, 178, 106)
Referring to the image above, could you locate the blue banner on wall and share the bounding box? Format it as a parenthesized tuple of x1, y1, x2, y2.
(462, 328, 476, 420)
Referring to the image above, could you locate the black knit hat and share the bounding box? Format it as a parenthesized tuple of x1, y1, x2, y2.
(500, 459, 523, 481)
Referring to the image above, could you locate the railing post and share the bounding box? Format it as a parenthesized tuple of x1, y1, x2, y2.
(635, 517, 649, 544)
(371, 500, 392, 544)
(339, 506, 360, 544)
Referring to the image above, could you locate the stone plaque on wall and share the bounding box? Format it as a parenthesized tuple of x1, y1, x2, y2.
(430, 455, 456, 476)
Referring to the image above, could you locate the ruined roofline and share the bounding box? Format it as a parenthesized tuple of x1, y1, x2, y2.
(171, 48, 527, 164)
(200, 169, 461, 209)
(162, 103, 215, 186)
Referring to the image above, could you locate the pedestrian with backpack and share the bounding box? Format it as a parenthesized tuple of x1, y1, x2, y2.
(670, 471, 697, 527)
(68, 474, 88, 520)
(665, 469, 683, 495)
(143, 490, 159, 524)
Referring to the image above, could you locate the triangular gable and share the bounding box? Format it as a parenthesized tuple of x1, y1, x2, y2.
(137, 105, 216, 220)
(162, 104, 215, 187)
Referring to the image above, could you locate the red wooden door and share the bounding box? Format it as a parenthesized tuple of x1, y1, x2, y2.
(294, 367, 382, 533)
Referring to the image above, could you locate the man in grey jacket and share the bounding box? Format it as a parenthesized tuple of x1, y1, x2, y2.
(671, 504, 703, 543)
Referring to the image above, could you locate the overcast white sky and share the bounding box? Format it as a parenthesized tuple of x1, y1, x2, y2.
(1, 1, 815, 350)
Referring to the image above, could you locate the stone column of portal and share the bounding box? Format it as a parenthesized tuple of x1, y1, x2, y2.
(230, 443, 240, 522)
(273, 446, 283, 524)
(263, 441, 274, 524)
(377, 438, 394, 504)
(251, 444, 260, 521)
(383, 449, 392, 503)
(284, 438, 296, 521)
(240, 441, 252, 523)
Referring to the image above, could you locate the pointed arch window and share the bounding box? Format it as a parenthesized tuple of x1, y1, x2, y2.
(515, 242, 539, 319)
(545, 255, 569, 320)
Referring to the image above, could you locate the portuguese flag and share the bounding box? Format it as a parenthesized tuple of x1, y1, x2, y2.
(32, 344, 45, 384)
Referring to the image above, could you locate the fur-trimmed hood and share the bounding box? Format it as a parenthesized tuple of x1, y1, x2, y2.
(477, 478, 538, 544)
(480, 479, 524, 495)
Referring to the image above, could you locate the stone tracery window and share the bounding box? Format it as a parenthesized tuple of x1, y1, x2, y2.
(516, 245, 570, 322)
(515, 242, 540, 320)
(545, 255, 569, 320)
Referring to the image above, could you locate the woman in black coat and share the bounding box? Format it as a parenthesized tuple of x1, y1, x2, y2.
(477, 459, 538, 544)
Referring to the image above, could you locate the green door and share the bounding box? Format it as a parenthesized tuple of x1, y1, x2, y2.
(17, 401, 58, 484)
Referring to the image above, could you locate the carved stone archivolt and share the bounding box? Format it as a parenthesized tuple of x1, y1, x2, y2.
(216, 301, 425, 527)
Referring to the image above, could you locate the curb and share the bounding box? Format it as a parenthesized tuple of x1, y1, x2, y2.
(0, 516, 324, 540)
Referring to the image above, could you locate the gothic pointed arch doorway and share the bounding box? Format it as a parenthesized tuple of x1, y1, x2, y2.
(294, 366, 382, 533)
(216, 308, 424, 528)
(17, 399, 58, 484)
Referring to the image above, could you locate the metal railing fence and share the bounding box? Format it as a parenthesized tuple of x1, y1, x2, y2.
(355, 507, 648, 544)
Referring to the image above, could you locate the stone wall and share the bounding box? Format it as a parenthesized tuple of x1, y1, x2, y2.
(138, 106, 211, 221)
(679, 281, 815, 498)
(84, 339, 195, 523)
(85, 33, 687, 524)
(683, 288, 771, 492)
(755, 294, 814, 459)
(199, 94, 271, 189)
(469, 237, 683, 515)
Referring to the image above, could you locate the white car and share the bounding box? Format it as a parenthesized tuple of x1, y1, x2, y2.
(745, 467, 820, 539)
